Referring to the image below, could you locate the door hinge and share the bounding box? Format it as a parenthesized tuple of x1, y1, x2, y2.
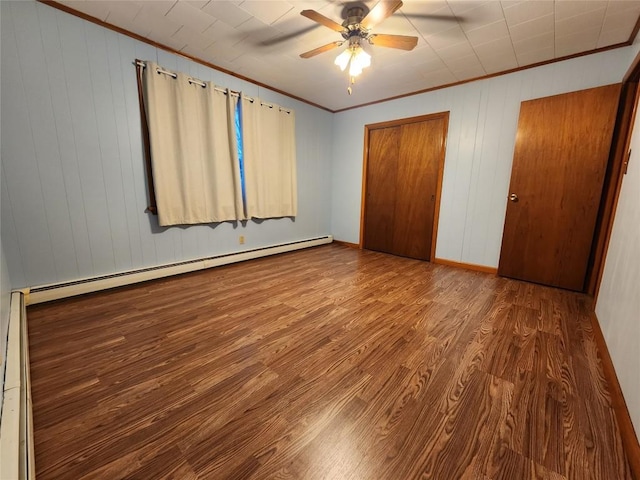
(624, 149, 631, 175)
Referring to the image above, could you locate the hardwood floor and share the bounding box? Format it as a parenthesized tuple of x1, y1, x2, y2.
(27, 244, 632, 479)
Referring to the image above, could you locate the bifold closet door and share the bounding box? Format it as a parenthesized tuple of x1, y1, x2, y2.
(363, 114, 448, 260)
(363, 126, 400, 255)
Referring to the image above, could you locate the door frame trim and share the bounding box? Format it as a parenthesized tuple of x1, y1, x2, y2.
(589, 80, 640, 296)
(359, 112, 449, 262)
(589, 51, 640, 478)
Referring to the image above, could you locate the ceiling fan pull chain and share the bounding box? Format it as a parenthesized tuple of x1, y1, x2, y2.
(348, 75, 356, 95)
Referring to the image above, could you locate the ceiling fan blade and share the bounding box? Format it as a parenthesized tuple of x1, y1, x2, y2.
(360, 0, 403, 30)
(300, 41, 344, 59)
(300, 10, 346, 33)
(369, 33, 418, 51)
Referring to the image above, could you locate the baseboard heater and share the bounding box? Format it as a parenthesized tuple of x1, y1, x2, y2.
(26, 235, 333, 305)
(0, 292, 35, 480)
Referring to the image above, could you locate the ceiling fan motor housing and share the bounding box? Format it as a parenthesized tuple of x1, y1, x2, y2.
(342, 6, 370, 41)
(344, 6, 366, 26)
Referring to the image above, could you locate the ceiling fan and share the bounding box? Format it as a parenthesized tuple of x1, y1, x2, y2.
(299, 0, 418, 93)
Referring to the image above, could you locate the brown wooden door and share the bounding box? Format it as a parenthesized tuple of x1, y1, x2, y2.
(363, 113, 448, 260)
(363, 127, 400, 255)
(498, 84, 621, 291)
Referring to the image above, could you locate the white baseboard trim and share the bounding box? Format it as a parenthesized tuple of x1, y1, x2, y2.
(26, 235, 333, 305)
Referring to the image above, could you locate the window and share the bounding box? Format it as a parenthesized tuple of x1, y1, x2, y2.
(137, 60, 296, 226)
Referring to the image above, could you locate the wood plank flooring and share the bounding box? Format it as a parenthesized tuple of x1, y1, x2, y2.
(26, 244, 632, 479)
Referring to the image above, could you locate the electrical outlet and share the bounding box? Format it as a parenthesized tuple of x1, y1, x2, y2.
(239, 235, 245, 245)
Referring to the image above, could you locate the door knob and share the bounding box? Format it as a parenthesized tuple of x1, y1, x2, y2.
(509, 193, 519, 202)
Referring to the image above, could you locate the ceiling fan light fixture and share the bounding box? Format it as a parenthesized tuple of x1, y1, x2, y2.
(349, 62, 363, 77)
(352, 47, 371, 72)
(334, 48, 352, 71)
(335, 44, 371, 78)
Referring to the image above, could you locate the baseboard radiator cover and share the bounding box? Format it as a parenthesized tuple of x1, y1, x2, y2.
(26, 235, 334, 305)
(0, 292, 35, 480)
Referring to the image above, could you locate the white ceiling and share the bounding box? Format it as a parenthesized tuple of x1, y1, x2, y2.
(57, 0, 640, 111)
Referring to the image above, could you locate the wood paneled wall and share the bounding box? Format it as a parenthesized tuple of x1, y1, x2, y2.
(0, 1, 334, 288)
(2, 1, 640, 288)
(331, 44, 640, 268)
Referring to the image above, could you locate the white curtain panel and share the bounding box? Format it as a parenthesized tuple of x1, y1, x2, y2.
(142, 61, 243, 226)
(241, 94, 297, 219)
